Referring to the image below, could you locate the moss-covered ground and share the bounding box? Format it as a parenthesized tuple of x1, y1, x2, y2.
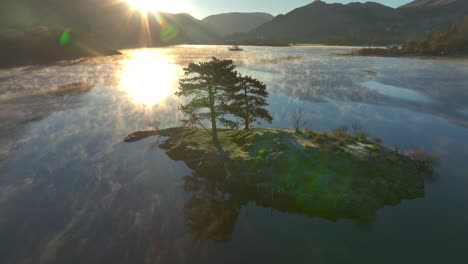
(126, 127, 437, 221)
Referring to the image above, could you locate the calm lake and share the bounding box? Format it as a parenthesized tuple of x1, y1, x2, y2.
(0, 45, 467, 263)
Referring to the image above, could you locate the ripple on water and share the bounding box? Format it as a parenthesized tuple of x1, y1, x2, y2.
(361, 80, 432, 103)
(459, 108, 468, 117)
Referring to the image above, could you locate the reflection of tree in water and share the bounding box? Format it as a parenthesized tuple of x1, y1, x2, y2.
(184, 173, 241, 242)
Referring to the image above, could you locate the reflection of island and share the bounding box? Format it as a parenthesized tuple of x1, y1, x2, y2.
(126, 127, 437, 241)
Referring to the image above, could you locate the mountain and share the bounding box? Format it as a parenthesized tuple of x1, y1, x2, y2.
(249, 1, 400, 45)
(202, 12, 274, 36)
(2, 0, 468, 54)
(0, 27, 120, 68)
(401, 0, 457, 8)
(0, 0, 219, 48)
(397, 0, 468, 39)
(245, 0, 468, 45)
(0, 0, 220, 67)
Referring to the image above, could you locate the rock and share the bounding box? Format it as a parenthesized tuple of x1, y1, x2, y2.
(124, 131, 159, 143)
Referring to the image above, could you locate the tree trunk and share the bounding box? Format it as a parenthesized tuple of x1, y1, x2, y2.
(209, 90, 218, 143)
(244, 87, 250, 130)
(211, 111, 218, 143)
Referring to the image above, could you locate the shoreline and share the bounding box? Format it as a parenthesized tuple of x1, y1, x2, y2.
(345, 48, 468, 60)
(124, 127, 438, 219)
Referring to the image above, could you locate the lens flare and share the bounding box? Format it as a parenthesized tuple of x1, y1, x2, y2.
(60, 29, 72, 46)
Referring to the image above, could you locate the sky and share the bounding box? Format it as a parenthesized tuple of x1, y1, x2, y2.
(189, 0, 414, 19)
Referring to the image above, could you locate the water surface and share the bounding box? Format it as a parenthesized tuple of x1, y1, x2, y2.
(1, 46, 468, 264)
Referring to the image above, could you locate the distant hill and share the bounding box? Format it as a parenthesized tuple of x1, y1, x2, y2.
(0, 0, 220, 67)
(91, 9, 220, 48)
(401, 0, 457, 8)
(0, 27, 120, 68)
(244, 0, 468, 45)
(0, 0, 220, 48)
(248, 0, 400, 45)
(202, 12, 274, 36)
(2, 0, 468, 60)
(397, 0, 468, 39)
(354, 15, 468, 57)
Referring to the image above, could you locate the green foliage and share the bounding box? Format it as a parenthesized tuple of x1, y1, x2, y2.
(177, 57, 273, 149)
(177, 57, 238, 143)
(225, 75, 273, 130)
(220, 118, 239, 130)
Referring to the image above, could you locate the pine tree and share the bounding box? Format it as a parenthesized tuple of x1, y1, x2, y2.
(176, 57, 237, 147)
(227, 75, 273, 130)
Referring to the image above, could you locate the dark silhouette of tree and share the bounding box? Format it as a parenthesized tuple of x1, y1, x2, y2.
(176, 57, 237, 148)
(226, 75, 272, 130)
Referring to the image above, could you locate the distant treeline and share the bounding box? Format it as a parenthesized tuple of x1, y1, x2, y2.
(402, 16, 468, 54)
(0, 27, 120, 68)
(355, 16, 468, 57)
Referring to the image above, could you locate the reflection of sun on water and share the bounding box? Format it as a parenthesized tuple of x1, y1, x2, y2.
(119, 50, 178, 107)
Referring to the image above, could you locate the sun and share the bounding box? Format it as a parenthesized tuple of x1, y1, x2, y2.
(125, 0, 191, 14)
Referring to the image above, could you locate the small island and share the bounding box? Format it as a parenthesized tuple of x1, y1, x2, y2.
(124, 58, 437, 229)
(125, 126, 437, 230)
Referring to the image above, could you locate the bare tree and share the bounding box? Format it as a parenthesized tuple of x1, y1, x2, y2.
(147, 120, 161, 131)
(351, 122, 364, 135)
(291, 108, 307, 132)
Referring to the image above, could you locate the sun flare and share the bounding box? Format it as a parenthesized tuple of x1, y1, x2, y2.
(125, 0, 191, 14)
(119, 50, 179, 107)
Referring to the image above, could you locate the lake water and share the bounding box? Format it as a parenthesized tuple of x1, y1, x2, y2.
(1, 46, 468, 263)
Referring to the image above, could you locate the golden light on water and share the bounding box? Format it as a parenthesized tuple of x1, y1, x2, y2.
(125, 0, 191, 14)
(119, 50, 179, 107)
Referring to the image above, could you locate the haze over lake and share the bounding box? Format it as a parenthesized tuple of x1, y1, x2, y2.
(1, 45, 468, 263)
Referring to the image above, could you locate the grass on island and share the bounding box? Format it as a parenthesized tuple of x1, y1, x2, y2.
(152, 127, 437, 219)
